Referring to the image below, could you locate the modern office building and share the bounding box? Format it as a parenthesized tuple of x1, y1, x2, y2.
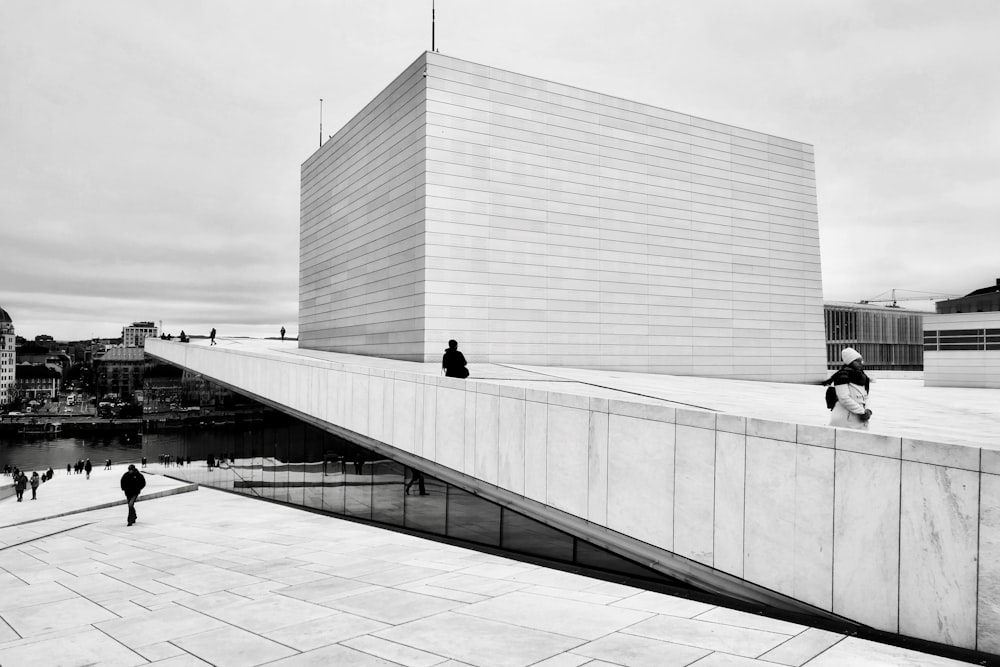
(122, 321, 159, 348)
(823, 301, 924, 371)
(0, 307, 14, 406)
(936, 278, 1000, 314)
(300, 52, 827, 382)
(924, 279, 1000, 388)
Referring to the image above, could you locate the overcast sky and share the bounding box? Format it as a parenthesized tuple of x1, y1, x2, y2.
(2, 0, 997, 341)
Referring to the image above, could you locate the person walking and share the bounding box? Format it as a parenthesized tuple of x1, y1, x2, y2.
(210, 327, 217, 345)
(29, 472, 40, 500)
(120, 464, 146, 526)
(14, 473, 27, 502)
(828, 347, 873, 430)
(442, 339, 469, 378)
(280, 326, 286, 341)
(84, 459, 93, 479)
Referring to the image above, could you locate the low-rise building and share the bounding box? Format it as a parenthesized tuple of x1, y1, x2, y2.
(94, 346, 150, 399)
(823, 301, 924, 371)
(936, 278, 1000, 314)
(122, 321, 158, 348)
(14, 363, 61, 399)
(0, 307, 15, 406)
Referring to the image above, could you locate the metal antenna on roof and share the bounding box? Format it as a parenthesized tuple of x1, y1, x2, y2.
(319, 99, 324, 148)
(432, 0, 436, 52)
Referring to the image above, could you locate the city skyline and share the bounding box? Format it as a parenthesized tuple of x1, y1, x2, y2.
(2, 0, 998, 341)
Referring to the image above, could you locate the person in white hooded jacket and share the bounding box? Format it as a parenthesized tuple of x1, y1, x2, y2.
(828, 347, 873, 430)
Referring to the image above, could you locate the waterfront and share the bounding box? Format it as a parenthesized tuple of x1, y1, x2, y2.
(1, 432, 149, 473)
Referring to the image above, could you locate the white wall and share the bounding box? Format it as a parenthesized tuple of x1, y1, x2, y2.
(924, 312, 1000, 388)
(148, 339, 999, 653)
(298, 54, 428, 359)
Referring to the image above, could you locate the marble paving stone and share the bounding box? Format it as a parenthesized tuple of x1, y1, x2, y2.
(173, 624, 297, 667)
(415, 572, 527, 597)
(464, 390, 477, 476)
(435, 386, 467, 472)
(194, 595, 340, 634)
(498, 395, 527, 494)
(357, 564, 449, 587)
(0, 579, 83, 612)
(374, 611, 583, 667)
(94, 604, 229, 646)
(607, 413, 675, 550)
(262, 611, 389, 651)
(322, 586, 463, 624)
(0, 617, 19, 643)
(2, 595, 118, 637)
(978, 473, 1000, 654)
(743, 436, 796, 595)
(0, 627, 146, 667)
(687, 654, 778, 665)
(155, 566, 265, 595)
(804, 635, 970, 666)
(530, 653, 592, 667)
(691, 607, 805, 635)
(756, 627, 845, 666)
(570, 632, 710, 666)
(523, 399, 548, 503)
(610, 591, 715, 618)
(272, 576, 373, 603)
(673, 424, 716, 565)
(341, 634, 447, 666)
(265, 642, 407, 666)
(898, 461, 978, 648)
(622, 615, 789, 657)
(832, 450, 900, 632)
(713, 430, 746, 577)
(474, 392, 500, 485)
(150, 653, 213, 666)
(587, 410, 610, 525)
(457, 591, 652, 640)
(792, 443, 834, 609)
(135, 640, 188, 661)
(545, 404, 591, 518)
(520, 585, 623, 606)
(58, 572, 148, 602)
(397, 581, 489, 604)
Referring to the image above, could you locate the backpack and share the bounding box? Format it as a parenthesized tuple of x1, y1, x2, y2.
(824, 385, 837, 411)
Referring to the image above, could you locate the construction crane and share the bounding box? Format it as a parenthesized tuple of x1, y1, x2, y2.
(859, 288, 960, 308)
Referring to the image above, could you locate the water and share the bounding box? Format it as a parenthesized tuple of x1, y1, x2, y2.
(0, 433, 150, 474)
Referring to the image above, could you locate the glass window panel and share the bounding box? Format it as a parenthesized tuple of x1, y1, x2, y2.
(447, 486, 501, 546)
(301, 426, 325, 510)
(574, 540, 669, 581)
(501, 509, 574, 562)
(286, 422, 306, 507)
(321, 432, 346, 514)
(344, 445, 372, 520)
(273, 423, 291, 504)
(403, 473, 447, 534)
(371, 459, 405, 525)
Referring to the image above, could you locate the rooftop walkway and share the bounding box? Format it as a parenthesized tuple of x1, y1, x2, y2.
(0, 466, 972, 666)
(224, 338, 1000, 450)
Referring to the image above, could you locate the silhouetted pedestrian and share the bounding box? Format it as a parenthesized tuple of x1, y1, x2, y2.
(404, 468, 428, 496)
(120, 464, 146, 526)
(280, 326, 286, 341)
(104, 458, 112, 470)
(29, 472, 40, 500)
(442, 339, 469, 378)
(141, 457, 147, 468)
(14, 473, 26, 501)
(66, 463, 71, 475)
(210, 327, 217, 345)
(84, 459, 92, 479)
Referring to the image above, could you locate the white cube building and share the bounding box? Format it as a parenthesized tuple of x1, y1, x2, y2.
(300, 52, 827, 381)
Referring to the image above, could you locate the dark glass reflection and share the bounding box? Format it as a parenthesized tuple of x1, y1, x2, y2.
(140, 373, 690, 592)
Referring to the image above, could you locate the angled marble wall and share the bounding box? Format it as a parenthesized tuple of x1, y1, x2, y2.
(147, 339, 996, 654)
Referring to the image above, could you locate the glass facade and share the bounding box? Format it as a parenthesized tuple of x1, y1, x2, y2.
(141, 381, 693, 592)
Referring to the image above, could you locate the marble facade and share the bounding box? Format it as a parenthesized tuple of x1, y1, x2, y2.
(147, 339, 1000, 654)
(924, 312, 1000, 388)
(300, 52, 827, 382)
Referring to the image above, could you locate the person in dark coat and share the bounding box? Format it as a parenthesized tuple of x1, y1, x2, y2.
(280, 326, 286, 341)
(84, 459, 93, 479)
(14, 473, 27, 502)
(29, 472, 40, 499)
(120, 464, 147, 526)
(442, 339, 469, 378)
(209, 327, 217, 345)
